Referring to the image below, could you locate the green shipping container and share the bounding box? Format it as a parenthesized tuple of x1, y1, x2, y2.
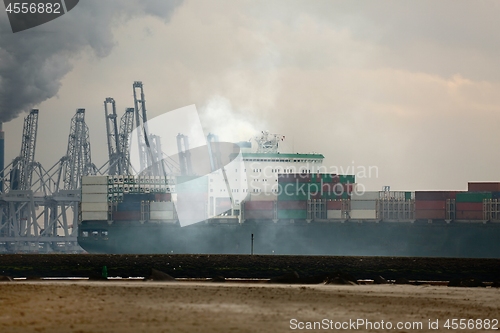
(278, 183, 310, 201)
(455, 192, 492, 203)
(277, 210, 308, 219)
(405, 192, 412, 201)
(339, 175, 355, 183)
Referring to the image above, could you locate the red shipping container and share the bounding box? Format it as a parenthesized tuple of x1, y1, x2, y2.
(112, 211, 141, 221)
(245, 201, 274, 211)
(415, 210, 446, 219)
(415, 191, 461, 201)
(415, 200, 446, 210)
(456, 211, 483, 220)
(456, 202, 483, 211)
(326, 200, 342, 210)
(321, 183, 344, 195)
(468, 182, 500, 192)
(244, 210, 274, 220)
(155, 193, 172, 202)
(277, 201, 307, 210)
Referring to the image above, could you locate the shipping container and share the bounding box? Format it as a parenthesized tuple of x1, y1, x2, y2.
(456, 202, 483, 211)
(339, 175, 355, 183)
(82, 176, 109, 185)
(122, 193, 154, 202)
(82, 211, 108, 221)
(456, 192, 492, 203)
(244, 201, 274, 210)
(150, 202, 174, 211)
(326, 200, 342, 210)
(349, 210, 377, 219)
(415, 191, 460, 201)
(154, 193, 172, 202)
(415, 210, 446, 220)
(244, 210, 274, 220)
(456, 211, 484, 220)
(277, 201, 307, 210)
(277, 190, 309, 201)
(112, 211, 141, 221)
(415, 200, 446, 210)
(116, 202, 141, 211)
(326, 210, 343, 219)
(81, 203, 109, 212)
(320, 183, 345, 195)
(82, 185, 108, 194)
(81, 193, 108, 203)
(351, 191, 379, 201)
(277, 210, 307, 219)
(150, 211, 175, 220)
(493, 192, 500, 200)
(468, 182, 500, 192)
(405, 192, 412, 201)
(350, 200, 377, 210)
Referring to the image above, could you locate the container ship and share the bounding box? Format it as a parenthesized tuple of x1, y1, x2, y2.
(78, 133, 500, 258)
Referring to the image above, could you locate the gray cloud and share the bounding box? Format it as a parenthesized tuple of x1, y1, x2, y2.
(0, 0, 181, 122)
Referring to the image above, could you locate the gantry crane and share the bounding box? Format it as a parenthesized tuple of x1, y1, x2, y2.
(118, 107, 135, 175)
(177, 134, 193, 176)
(132, 81, 167, 176)
(104, 98, 122, 175)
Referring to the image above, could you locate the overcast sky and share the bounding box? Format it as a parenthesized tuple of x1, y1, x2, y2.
(1, 0, 500, 191)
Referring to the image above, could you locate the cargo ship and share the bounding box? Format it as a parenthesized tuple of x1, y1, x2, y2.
(78, 133, 500, 258)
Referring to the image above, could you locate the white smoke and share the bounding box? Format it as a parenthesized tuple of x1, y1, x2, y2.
(199, 95, 267, 144)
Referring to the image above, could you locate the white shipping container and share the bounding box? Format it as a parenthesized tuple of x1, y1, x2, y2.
(82, 185, 109, 194)
(150, 201, 174, 211)
(150, 211, 175, 220)
(350, 210, 378, 219)
(81, 193, 109, 203)
(81, 202, 109, 212)
(81, 211, 108, 221)
(82, 176, 109, 185)
(350, 200, 377, 210)
(326, 210, 343, 219)
(351, 191, 380, 201)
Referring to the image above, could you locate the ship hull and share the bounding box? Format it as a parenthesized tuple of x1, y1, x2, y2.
(78, 220, 500, 258)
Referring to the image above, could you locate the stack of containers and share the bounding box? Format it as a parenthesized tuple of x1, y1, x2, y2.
(150, 201, 175, 220)
(113, 193, 152, 221)
(350, 191, 379, 219)
(277, 200, 307, 219)
(414, 191, 458, 220)
(325, 200, 343, 219)
(81, 176, 110, 221)
(277, 174, 311, 220)
(468, 182, 500, 192)
(277, 173, 356, 219)
(244, 201, 274, 219)
(456, 192, 492, 220)
(468, 184, 500, 220)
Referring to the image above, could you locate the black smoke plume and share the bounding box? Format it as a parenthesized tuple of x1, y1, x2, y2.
(0, 0, 182, 122)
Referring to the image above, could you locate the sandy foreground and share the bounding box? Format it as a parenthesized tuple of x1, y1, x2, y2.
(0, 282, 499, 333)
